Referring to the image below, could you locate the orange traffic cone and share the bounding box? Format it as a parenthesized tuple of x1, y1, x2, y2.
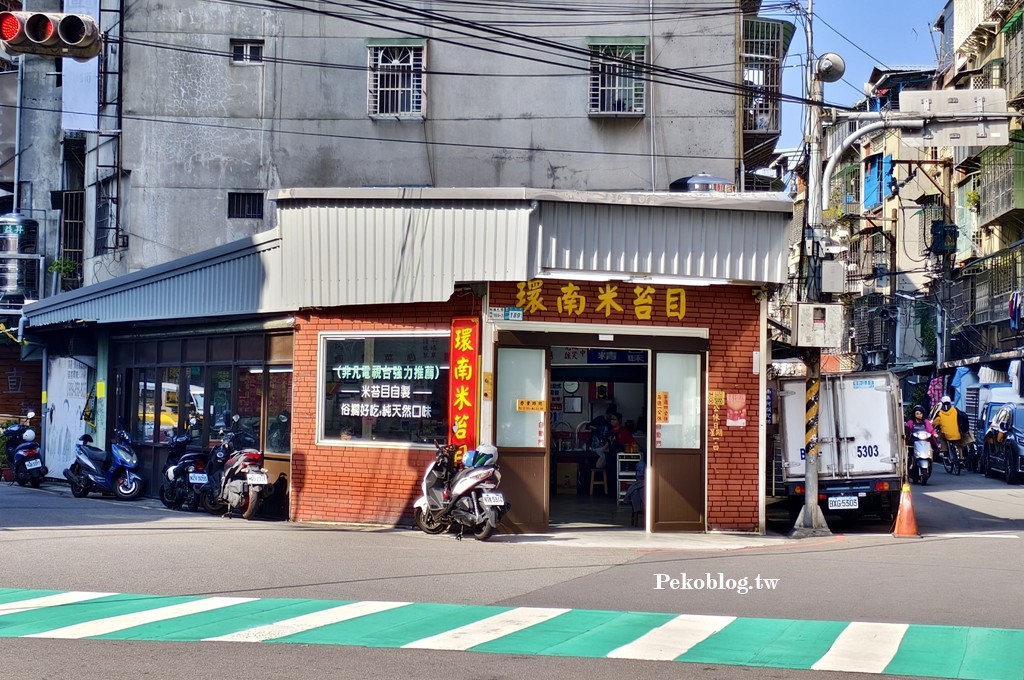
(892, 483, 920, 538)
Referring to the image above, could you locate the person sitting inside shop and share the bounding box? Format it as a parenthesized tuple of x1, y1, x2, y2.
(600, 413, 636, 458)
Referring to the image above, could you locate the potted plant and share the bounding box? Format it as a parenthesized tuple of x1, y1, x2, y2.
(965, 189, 981, 212)
(0, 439, 11, 482)
(48, 257, 80, 291)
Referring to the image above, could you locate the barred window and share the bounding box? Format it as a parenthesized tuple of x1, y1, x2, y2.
(227, 192, 264, 219)
(368, 45, 424, 116)
(588, 44, 646, 115)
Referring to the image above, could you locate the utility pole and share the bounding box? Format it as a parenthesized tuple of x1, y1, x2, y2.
(791, 0, 833, 537)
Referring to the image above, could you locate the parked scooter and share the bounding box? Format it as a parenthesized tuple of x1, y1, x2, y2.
(908, 430, 934, 485)
(63, 423, 144, 500)
(5, 411, 46, 487)
(200, 415, 273, 519)
(158, 418, 207, 511)
(413, 442, 510, 541)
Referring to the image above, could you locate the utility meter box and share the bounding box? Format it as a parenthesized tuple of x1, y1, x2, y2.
(793, 303, 844, 348)
(820, 260, 846, 294)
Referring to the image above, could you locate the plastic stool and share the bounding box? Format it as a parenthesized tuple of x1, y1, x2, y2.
(589, 469, 608, 496)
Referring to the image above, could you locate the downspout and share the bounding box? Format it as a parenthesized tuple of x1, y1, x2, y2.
(649, 0, 656, 190)
(16, 313, 27, 343)
(12, 55, 23, 210)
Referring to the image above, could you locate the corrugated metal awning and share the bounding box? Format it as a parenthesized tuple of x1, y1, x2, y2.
(22, 188, 792, 330)
(23, 230, 291, 329)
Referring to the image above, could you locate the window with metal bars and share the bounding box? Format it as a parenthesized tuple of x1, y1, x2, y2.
(588, 44, 645, 116)
(231, 39, 264, 64)
(367, 45, 424, 117)
(227, 192, 264, 219)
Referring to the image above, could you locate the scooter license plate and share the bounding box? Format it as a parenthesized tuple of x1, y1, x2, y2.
(188, 472, 208, 485)
(246, 472, 269, 485)
(481, 492, 505, 506)
(827, 496, 859, 510)
(25, 459, 42, 470)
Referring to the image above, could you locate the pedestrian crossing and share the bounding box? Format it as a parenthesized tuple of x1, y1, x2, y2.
(1, 588, 1022, 679)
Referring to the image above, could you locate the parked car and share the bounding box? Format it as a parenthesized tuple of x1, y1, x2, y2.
(976, 400, 1007, 476)
(982, 403, 1024, 484)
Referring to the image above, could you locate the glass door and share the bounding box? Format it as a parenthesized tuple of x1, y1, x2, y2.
(495, 346, 549, 532)
(650, 352, 706, 531)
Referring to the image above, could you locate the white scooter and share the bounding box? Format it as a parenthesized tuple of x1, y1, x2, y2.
(909, 430, 933, 485)
(413, 442, 509, 541)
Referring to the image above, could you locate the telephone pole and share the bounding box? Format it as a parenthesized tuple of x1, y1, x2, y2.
(791, 0, 832, 537)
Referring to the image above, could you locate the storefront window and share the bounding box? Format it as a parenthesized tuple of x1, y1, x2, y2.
(236, 366, 264, 446)
(135, 368, 156, 442)
(186, 367, 204, 439)
(321, 334, 449, 444)
(159, 367, 180, 443)
(265, 368, 293, 453)
(209, 367, 232, 438)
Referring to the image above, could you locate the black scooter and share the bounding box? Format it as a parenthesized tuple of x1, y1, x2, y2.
(158, 418, 207, 511)
(5, 411, 46, 487)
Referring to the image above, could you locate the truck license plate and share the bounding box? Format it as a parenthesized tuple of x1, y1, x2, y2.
(827, 496, 859, 510)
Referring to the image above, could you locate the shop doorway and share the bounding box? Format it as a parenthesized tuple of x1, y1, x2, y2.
(549, 346, 648, 529)
(494, 328, 707, 533)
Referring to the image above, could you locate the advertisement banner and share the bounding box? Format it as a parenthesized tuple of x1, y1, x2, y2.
(448, 317, 480, 456)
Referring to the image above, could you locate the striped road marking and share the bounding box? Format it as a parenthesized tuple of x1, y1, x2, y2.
(0, 588, 1022, 679)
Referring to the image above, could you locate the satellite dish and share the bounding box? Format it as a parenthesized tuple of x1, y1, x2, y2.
(815, 53, 846, 83)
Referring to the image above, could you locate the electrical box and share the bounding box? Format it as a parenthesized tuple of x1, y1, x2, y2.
(793, 303, 844, 348)
(820, 260, 846, 294)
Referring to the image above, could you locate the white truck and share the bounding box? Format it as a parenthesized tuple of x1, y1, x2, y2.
(777, 370, 905, 521)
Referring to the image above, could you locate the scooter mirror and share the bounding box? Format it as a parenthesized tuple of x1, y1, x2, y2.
(189, 416, 198, 426)
(232, 414, 241, 423)
(25, 410, 35, 419)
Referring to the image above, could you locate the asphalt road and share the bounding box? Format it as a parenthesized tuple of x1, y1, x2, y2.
(1, 468, 1022, 680)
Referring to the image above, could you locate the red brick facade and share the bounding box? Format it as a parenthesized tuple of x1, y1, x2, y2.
(290, 282, 762, 532)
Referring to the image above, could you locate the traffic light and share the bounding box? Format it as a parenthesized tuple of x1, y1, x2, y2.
(0, 12, 100, 60)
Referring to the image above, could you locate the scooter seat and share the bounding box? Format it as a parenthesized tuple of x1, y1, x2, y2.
(81, 444, 112, 466)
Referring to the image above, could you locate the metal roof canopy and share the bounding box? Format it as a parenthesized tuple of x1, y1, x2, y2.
(23, 188, 792, 329)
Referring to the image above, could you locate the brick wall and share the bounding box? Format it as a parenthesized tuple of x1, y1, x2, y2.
(291, 296, 477, 525)
(0, 344, 42, 422)
(292, 282, 761, 532)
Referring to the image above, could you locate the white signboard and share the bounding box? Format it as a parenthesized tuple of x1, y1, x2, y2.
(43, 357, 90, 474)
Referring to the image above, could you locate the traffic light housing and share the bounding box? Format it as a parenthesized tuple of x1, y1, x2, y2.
(0, 12, 100, 60)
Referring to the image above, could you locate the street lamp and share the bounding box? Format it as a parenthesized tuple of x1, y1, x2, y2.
(894, 291, 945, 369)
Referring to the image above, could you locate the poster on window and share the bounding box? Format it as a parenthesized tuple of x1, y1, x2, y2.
(44, 357, 90, 474)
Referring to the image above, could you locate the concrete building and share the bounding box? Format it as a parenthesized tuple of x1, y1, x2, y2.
(11, 1, 799, 530)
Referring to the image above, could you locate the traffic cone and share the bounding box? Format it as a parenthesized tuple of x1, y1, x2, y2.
(892, 483, 920, 538)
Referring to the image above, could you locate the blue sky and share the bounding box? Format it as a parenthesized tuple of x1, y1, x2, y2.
(766, 1, 943, 150)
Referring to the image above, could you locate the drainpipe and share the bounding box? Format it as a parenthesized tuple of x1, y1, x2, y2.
(12, 55, 23, 210)
(16, 313, 27, 344)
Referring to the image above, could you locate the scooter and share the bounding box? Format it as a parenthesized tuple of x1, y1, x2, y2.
(200, 415, 272, 519)
(5, 411, 46, 487)
(413, 442, 509, 541)
(908, 429, 934, 485)
(63, 425, 144, 500)
(158, 418, 207, 511)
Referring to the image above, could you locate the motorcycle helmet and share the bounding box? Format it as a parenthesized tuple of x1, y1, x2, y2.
(912, 405, 925, 417)
(22, 429, 35, 441)
(471, 444, 498, 467)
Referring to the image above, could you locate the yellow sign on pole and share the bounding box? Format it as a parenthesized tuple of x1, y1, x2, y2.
(516, 399, 546, 412)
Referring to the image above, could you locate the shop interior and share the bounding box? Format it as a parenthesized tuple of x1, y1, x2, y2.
(549, 346, 648, 529)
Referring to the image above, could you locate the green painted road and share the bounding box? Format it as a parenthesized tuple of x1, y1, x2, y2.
(0, 588, 1021, 679)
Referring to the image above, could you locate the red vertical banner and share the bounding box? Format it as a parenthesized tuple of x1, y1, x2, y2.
(448, 317, 480, 457)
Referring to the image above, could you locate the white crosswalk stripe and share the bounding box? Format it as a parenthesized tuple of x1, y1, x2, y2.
(23, 597, 256, 639)
(606, 614, 736, 661)
(204, 601, 412, 642)
(402, 607, 570, 650)
(811, 621, 909, 673)
(0, 591, 115, 617)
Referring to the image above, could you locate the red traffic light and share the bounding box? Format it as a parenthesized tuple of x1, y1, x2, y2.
(0, 12, 28, 44)
(0, 12, 100, 60)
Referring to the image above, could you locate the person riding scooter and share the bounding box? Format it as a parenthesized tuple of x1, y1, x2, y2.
(906, 405, 938, 483)
(932, 396, 975, 469)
